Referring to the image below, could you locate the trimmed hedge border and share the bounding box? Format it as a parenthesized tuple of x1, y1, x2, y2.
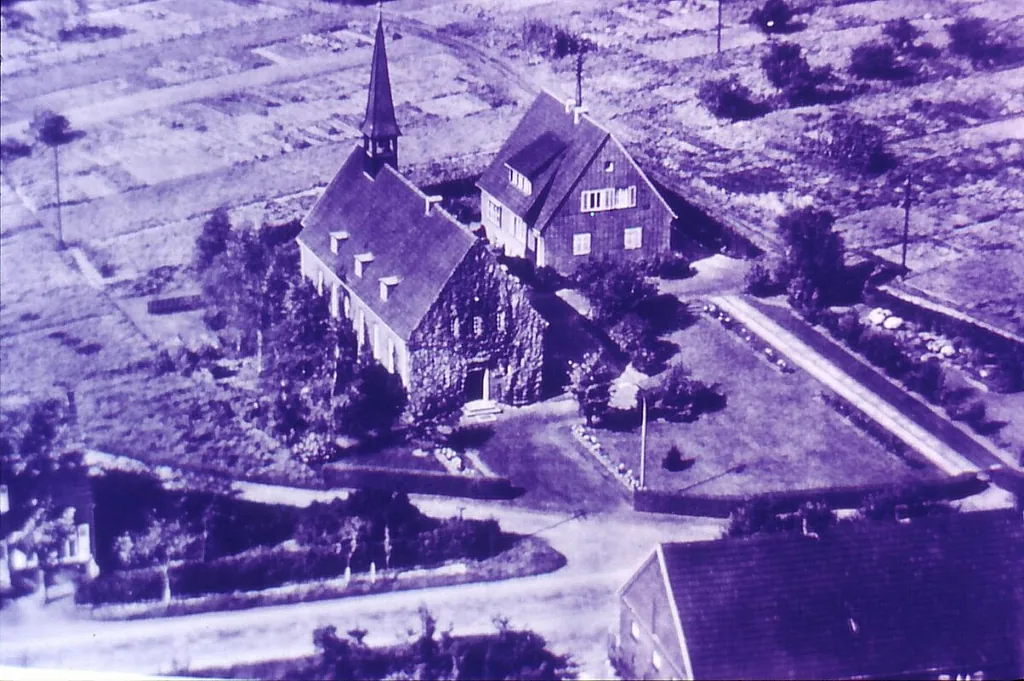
(147, 294, 204, 315)
(84, 535, 564, 621)
(631, 472, 987, 518)
(323, 464, 519, 500)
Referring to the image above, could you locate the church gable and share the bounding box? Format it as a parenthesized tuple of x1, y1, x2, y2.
(407, 242, 546, 416)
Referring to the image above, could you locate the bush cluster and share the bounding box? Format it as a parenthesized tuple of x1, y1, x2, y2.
(820, 311, 991, 430)
(946, 17, 1012, 68)
(698, 77, 770, 121)
(761, 42, 847, 107)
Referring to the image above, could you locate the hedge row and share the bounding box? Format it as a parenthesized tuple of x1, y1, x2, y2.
(146, 294, 204, 315)
(323, 464, 519, 500)
(632, 472, 986, 518)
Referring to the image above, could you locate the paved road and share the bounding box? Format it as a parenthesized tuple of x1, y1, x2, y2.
(708, 295, 983, 476)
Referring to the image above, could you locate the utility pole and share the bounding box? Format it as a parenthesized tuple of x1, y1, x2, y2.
(717, 0, 723, 55)
(575, 49, 584, 107)
(53, 146, 64, 249)
(639, 392, 647, 489)
(901, 175, 913, 276)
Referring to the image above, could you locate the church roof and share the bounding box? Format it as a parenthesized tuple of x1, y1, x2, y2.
(299, 146, 476, 340)
(478, 91, 612, 233)
(359, 15, 402, 140)
(645, 510, 1024, 680)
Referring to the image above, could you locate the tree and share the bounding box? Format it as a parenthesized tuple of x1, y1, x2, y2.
(777, 207, 846, 313)
(29, 110, 76, 249)
(649, 363, 724, 422)
(761, 42, 839, 107)
(750, 0, 794, 34)
(573, 257, 657, 325)
(194, 208, 232, 273)
(883, 18, 923, 52)
(568, 352, 614, 425)
(114, 516, 197, 604)
(849, 42, 914, 81)
(336, 360, 408, 439)
(698, 76, 769, 121)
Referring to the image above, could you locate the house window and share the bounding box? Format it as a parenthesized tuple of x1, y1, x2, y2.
(624, 227, 643, 250)
(573, 233, 592, 256)
(652, 650, 662, 671)
(508, 167, 532, 195)
(371, 324, 380, 359)
(630, 621, 641, 641)
(329, 231, 349, 254)
(330, 284, 340, 317)
(486, 197, 503, 226)
(316, 269, 324, 295)
(386, 338, 395, 372)
(452, 317, 460, 338)
(343, 294, 351, 319)
(615, 185, 637, 209)
(580, 186, 636, 212)
(512, 215, 526, 241)
(604, 161, 614, 173)
(0, 484, 8, 514)
(473, 316, 483, 337)
(497, 310, 507, 332)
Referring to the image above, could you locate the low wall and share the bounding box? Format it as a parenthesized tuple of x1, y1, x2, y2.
(632, 472, 988, 518)
(323, 464, 519, 500)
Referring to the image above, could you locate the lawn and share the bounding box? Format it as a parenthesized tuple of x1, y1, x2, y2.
(597, 317, 937, 497)
(748, 297, 1014, 470)
(471, 397, 629, 513)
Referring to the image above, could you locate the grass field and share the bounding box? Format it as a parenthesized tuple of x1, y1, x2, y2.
(597, 317, 937, 496)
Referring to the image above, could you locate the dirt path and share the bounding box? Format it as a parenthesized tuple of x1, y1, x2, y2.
(708, 295, 1009, 476)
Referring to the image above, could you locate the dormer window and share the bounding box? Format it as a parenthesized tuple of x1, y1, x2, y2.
(354, 252, 374, 278)
(507, 167, 532, 195)
(379, 276, 400, 301)
(330, 231, 349, 254)
(604, 161, 614, 173)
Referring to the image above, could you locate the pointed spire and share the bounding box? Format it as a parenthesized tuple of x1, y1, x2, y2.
(360, 13, 402, 140)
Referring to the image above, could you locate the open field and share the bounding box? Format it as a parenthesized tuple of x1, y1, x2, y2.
(598, 317, 938, 496)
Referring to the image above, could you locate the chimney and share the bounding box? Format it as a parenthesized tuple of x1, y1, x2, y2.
(573, 105, 588, 126)
(564, 97, 574, 114)
(424, 195, 443, 215)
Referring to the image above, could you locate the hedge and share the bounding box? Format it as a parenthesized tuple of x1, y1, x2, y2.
(147, 294, 204, 315)
(632, 472, 987, 518)
(323, 464, 519, 500)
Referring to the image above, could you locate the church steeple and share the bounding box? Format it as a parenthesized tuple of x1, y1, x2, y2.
(360, 11, 401, 177)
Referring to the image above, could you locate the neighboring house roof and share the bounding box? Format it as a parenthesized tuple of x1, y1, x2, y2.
(299, 145, 477, 340)
(648, 510, 1024, 680)
(478, 91, 674, 233)
(360, 15, 401, 140)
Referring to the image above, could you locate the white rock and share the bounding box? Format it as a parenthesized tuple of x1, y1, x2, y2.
(867, 308, 890, 326)
(939, 345, 956, 358)
(883, 316, 904, 330)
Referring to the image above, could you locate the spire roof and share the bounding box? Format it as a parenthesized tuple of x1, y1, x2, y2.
(360, 15, 402, 140)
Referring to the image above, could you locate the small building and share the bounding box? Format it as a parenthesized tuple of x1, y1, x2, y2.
(477, 91, 676, 275)
(612, 509, 1024, 680)
(297, 15, 546, 416)
(0, 466, 96, 595)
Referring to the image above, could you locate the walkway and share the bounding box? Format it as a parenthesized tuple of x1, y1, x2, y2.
(708, 295, 1002, 477)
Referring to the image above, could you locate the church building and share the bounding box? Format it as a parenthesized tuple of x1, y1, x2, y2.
(296, 15, 546, 417)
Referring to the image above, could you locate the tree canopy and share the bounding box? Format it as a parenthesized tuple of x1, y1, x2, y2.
(568, 352, 614, 425)
(777, 207, 847, 314)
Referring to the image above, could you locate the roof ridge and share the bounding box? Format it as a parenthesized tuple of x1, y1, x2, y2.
(380, 165, 478, 240)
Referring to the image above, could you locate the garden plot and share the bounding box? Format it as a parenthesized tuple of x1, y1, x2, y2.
(598, 318, 936, 497)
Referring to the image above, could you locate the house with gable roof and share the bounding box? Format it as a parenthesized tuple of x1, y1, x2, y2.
(477, 91, 676, 275)
(612, 509, 1024, 680)
(296, 14, 546, 416)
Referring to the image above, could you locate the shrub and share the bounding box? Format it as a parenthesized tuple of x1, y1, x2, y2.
(860, 329, 911, 378)
(946, 17, 1008, 67)
(849, 42, 915, 81)
(662, 445, 695, 473)
(651, 253, 694, 280)
(76, 567, 164, 605)
(743, 261, 784, 297)
(58, 23, 128, 43)
(750, 0, 794, 34)
(0, 138, 32, 164)
(650, 364, 725, 422)
(572, 257, 657, 325)
(533, 265, 566, 291)
(762, 42, 842, 106)
(904, 359, 946, 402)
(817, 114, 896, 175)
(698, 77, 770, 121)
(944, 392, 986, 426)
